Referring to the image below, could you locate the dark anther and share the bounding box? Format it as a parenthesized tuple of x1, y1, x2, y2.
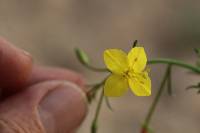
(134, 58, 138, 62)
(140, 81, 145, 84)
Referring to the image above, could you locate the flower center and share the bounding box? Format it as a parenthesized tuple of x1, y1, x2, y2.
(123, 68, 136, 79)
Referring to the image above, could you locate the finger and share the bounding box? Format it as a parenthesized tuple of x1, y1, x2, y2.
(38, 81, 88, 133)
(0, 37, 33, 94)
(0, 80, 88, 133)
(27, 65, 86, 91)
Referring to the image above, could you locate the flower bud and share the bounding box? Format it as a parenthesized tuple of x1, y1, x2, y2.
(75, 48, 90, 65)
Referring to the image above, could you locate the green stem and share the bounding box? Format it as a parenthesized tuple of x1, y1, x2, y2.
(167, 65, 172, 96)
(88, 78, 107, 94)
(84, 63, 109, 72)
(143, 65, 171, 129)
(88, 83, 103, 95)
(148, 58, 200, 73)
(83, 58, 200, 73)
(91, 90, 104, 133)
(87, 82, 102, 103)
(87, 76, 108, 104)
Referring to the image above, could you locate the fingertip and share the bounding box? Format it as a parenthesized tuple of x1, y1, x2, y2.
(32, 81, 88, 133)
(0, 37, 33, 94)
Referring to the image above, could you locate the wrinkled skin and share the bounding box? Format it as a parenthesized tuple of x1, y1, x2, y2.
(0, 37, 88, 133)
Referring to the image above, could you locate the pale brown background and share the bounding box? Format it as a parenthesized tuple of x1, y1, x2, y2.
(0, 0, 200, 133)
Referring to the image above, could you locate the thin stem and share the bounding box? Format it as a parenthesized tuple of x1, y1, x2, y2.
(167, 65, 172, 96)
(148, 58, 200, 73)
(91, 89, 104, 133)
(143, 65, 171, 128)
(84, 63, 109, 72)
(87, 77, 107, 104)
(87, 83, 102, 103)
(83, 58, 200, 73)
(88, 78, 107, 94)
(88, 83, 103, 94)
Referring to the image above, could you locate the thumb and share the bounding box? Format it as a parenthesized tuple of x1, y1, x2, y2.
(0, 80, 88, 133)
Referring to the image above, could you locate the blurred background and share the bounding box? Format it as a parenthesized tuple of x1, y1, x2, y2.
(0, 0, 200, 133)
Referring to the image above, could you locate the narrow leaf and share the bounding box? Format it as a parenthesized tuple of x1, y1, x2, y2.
(105, 96, 114, 111)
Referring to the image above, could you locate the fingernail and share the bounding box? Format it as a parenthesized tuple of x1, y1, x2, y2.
(38, 82, 88, 133)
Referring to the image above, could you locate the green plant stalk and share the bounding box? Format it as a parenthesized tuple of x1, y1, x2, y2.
(91, 89, 104, 133)
(87, 79, 107, 103)
(167, 65, 172, 96)
(148, 58, 200, 73)
(87, 83, 102, 103)
(88, 78, 107, 94)
(88, 83, 103, 95)
(84, 63, 108, 72)
(143, 65, 171, 129)
(80, 58, 200, 73)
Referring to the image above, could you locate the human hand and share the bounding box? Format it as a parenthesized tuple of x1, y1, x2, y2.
(0, 37, 88, 133)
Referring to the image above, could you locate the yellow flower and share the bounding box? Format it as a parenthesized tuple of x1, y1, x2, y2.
(103, 47, 151, 97)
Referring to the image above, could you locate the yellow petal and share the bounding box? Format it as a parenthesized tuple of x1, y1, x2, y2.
(128, 47, 147, 73)
(104, 74, 129, 97)
(128, 71, 151, 96)
(104, 49, 128, 75)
